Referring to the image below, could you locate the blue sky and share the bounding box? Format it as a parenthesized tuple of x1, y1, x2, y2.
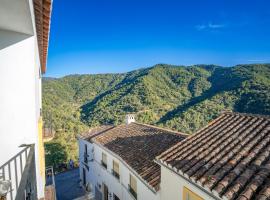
(46, 0, 270, 77)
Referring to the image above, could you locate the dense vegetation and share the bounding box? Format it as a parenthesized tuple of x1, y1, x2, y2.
(43, 64, 270, 168)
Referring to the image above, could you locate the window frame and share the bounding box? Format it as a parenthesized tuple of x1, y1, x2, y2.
(84, 144, 88, 163)
(101, 152, 107, 169)
(112, 160, 120, 179)
(129, 174, 137, 199)
(183, 186, 204, 200)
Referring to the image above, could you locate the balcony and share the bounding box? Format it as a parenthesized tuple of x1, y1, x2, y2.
(0, 145, 37, 200)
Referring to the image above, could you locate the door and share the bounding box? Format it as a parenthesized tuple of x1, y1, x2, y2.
(103, 184, 109, 200)
(83, 168, 86, 186)
(95, 186, 102, 200)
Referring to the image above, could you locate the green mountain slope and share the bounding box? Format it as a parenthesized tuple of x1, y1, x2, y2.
(43, 64, 270, 167)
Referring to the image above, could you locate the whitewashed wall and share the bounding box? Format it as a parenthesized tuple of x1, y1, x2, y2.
(0, 33, 44, 198)
(79, 139, 160, 200)
(0, 0, 45, 197)
(160, 165, 218, 200)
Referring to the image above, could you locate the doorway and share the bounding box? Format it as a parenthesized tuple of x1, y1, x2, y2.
(82, 168, 86, 186)
(103, 183, 109, 200)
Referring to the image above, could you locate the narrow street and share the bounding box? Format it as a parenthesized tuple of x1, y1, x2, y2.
(55, 168, 85, 200)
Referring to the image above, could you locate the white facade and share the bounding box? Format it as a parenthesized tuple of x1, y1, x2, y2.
(78, 139, 160, 200)
(159, 165, 219, 200)
(0, 0, 46, 199)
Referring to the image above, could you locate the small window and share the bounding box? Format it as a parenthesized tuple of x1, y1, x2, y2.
(85, 144, 88, 153)
(112, 160, 120, 179)
(183, 187, 204, 200)
(129, 174, 137, 199)
(101, 152, 107, 169)
(84, 144, 88, 163)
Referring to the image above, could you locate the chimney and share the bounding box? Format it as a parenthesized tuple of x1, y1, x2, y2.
(125, 114, 135, 125)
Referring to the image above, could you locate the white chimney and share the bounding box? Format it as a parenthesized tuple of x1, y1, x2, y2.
(125, 114, 135, 125)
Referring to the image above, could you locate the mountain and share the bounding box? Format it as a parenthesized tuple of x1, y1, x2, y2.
(42, 64, 270, 167)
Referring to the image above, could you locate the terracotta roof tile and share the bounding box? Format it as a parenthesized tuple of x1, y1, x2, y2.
(157, 112, 270, 200)
(82, 122, 186, 191)
(79, 125, 114, 140)
(34, 0, 52, 74)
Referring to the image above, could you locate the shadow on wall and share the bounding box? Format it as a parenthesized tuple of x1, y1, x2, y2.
(0, 29, 32, 50)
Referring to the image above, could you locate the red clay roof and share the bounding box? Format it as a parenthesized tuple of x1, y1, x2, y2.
(157, 112, 270, 200)
(34, 0, 52, 74)
(80, 125, 114, 140)
(81, 122, 187, 191)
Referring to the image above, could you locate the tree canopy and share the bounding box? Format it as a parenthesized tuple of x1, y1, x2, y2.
(43, 64, 270, 168)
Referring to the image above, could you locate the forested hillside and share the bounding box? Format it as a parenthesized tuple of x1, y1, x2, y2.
(43, 64, 270, 168)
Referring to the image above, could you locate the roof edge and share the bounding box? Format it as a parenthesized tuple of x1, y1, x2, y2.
(155, 159, 222, 200)
(223, 111, 270, 119)
(78, 125, 115, 141)
(132, 122, 189, 137)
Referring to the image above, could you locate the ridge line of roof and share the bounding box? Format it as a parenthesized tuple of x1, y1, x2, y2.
(156, 112, 270, 161)
(155, 114, 229, 161)
(78, 125, 115, 140)
(91, 126, 116, 141)
(223, 111, 270, 119)
(132, 122, 189, 136)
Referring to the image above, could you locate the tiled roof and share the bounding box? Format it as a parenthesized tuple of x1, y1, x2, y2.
(34, 0, 52, 74)
(80, 125, 114, 140)
(82, 122, 187, 191)
(157, 112, 270, 200)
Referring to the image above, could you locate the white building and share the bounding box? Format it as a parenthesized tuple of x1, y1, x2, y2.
(156, 112, 270, 200)
(0, 0, 52, 199)
(78, 115, 187, 200)
(79, 112, 270, 200)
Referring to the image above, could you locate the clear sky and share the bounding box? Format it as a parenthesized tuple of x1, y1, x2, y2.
(46, 0, 270, 77)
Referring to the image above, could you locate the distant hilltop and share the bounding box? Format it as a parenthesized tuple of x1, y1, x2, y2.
(42, 63, 270, 133)
(42, 63, 270, 162)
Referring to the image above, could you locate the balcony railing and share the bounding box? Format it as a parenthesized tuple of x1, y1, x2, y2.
(0, 145, 37, 200)
(45, 167, 56, 200)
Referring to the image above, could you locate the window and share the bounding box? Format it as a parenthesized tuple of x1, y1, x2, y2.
(112, 160, 120, 179)
(101, 152, 107, 169)
(129, 174, 137, 199)
(103, 183, 109, 200)
(183, 187, 204, 200)
(82, 168, 86, 186)
(84, 144, 88, 163)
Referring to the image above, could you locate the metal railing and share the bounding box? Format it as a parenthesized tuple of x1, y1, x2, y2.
(45, 166, 57, 200)
(45, 167, 55, 187)
(0, 145, 36, 200)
